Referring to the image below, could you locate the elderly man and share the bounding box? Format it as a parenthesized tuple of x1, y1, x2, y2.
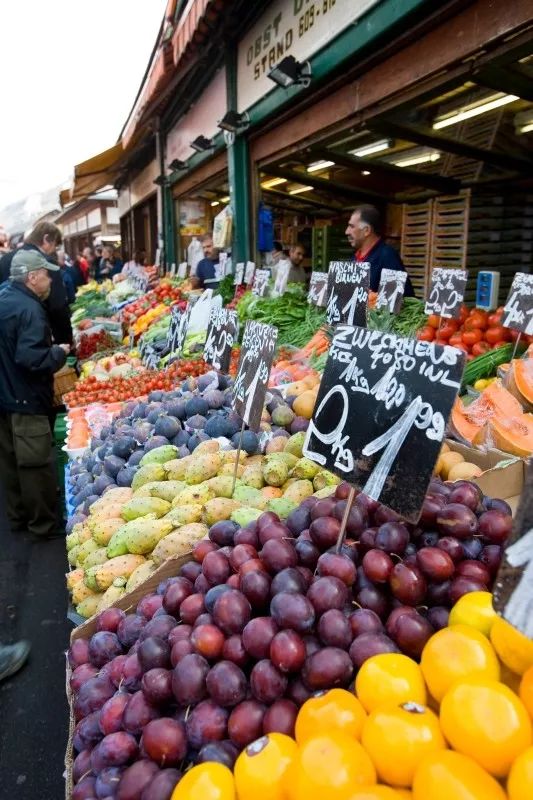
(0, 250, 70, 539)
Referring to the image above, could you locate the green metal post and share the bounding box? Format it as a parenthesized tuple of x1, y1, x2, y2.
(164, 183, 176, 267)
(226, 49, 251, 262)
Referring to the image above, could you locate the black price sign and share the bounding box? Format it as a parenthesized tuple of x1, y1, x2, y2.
(142, 343, 159, 371)
(493, 461, 533, 637)
(232, 320, 278, 431)
(252, 269, 270, 297)
(203, 307, 239, 373)
(234, 262, 245, 286)
(326, 261, 370, 328)
(501, 273, 533, 335)
(376, 269, 407, 314)
(308, 272, 328, 307)
(425, 268, 468, 319)
(303, 325, 465, 522)
(167, 304, 191, 361)
(133, 271, 149, 292)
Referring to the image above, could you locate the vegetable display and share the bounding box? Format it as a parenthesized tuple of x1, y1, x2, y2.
(236, 286, 327, 348)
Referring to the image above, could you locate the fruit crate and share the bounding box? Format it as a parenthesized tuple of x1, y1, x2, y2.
(54, 365, 78, 407)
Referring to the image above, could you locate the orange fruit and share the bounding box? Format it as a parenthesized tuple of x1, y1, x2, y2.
(507, 746, 533, 800)
(361, 703, 446, 787)
(233, 733, 298, 800)
(491, 617, 533, 675)
(347, 788, 402, 799)
(295, 689, 366, 744)
(448, 591, 497, 637)
(355, 654, 426, 713)
(420, 625, 500, 702)
(170, 762, 235, 800)
(285, 731, 376, 800)
(412, 751, 507, 800)
(440, 678, 532, 777)
(519, 666, 533, 719)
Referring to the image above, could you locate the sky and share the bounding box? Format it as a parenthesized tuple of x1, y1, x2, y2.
(0, 0, 167, 213)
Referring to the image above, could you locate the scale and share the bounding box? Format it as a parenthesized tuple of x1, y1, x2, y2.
(476, 271, 500, 310)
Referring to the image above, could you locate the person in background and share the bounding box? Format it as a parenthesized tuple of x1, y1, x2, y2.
(346, 204, 414, 296)
(96, 245, 123, 281)
(78, 250, 90, 282)
(0, 250, 70, 538)
(286, 242, 307, 284)
(82, 246, 96, 279)
(93, 245, 103, 277)
(58, 251, 75, 304)
(192, 234, 220, 289)
(0, 221, 73, 345)
(269, 240, 284, 281)
(69, 254, 87, 289)
(0, 229, 10, 255)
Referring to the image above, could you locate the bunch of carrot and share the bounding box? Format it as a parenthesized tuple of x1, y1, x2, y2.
(295, 328, 330, 358)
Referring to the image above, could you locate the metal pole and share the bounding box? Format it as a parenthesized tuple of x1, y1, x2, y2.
(231, 418, 246, 494)
(335, 485, 356, 553)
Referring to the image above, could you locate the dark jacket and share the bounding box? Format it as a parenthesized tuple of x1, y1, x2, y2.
(0, 282, 67, 414)
(357, 239, 415, 297)
(195, 257, 220, 289)
(62, 268, 76, 304)
(96, 258, 123, 281)
(0, 243, 73, 344)
(67, 262, 86, 289)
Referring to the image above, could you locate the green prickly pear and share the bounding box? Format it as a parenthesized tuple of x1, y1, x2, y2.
(121, 496, 171, 521)
(284, 431, 306, 458)
(76, 594, 103, 619)
(313, 470, 341, 491)
(139, 445, 178, 466)
(292, 457, 321, 480)
(131, 464, 166, 491)
(124, 518, 174, 555)
(263, 459, 289, 487)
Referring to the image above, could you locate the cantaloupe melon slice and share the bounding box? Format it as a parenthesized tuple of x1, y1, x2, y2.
(505, 357, 533, 413)
(449, 398, 483, 446)
(488, 414, 533, 458)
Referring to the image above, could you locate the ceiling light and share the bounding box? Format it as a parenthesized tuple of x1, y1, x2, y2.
(218, 110, 250, 133)
(433, 93, 519, 129)
(351, 140, 392, 157)
(268, 56, 311, 89)
(514, 110, 533, 134)
(220, 196, 230, 203)
(520, 121, 533, 134)
(362, 170, 371, 176)
(210, 201, 220, 207)
(307, 160, 335, 173)
(169, 159, 187, 171)
(261, 177, 287, 189)
(191, 135, 214, 153)
(392, 151, 441, 167)
(288, 185, 313, 195)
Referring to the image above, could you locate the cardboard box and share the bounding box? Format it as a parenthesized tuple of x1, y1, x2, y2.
(445, 439, 528, 514)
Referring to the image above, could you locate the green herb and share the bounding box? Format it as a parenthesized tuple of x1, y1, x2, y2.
(462, 342, 526, 387)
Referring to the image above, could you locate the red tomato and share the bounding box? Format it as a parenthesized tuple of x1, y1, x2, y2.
(418, 326, 436, 341)
(487, 311, 503, 327)
(462, 329, 483, 346)
(452, 342, 470, 354)
(471, 341, 491, 357)
(485, 326, 506, 345)
(508, 328, 521, 341)
(438, 321, 459, 340)
(449, 333, 464, 348)
(427, 314, 441, 329)
(459, 304, 469, 324)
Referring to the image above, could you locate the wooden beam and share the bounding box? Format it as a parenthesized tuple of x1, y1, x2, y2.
(368, 119, 533, 173)
(266, 166, 388, 204)
(262, 187, 346, 212)
(473, 64, 533, 102)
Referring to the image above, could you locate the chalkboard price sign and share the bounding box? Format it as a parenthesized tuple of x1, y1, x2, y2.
(252, 269, 270, 297)
(376, 269, 408, 314)
(425, 268, 468, 319)
(273, 261, 290, 297)
(203, 307, 239, 373)
(234, 262, 245, 285)
(133, 271, 149, 292)
(142, 343, 159, 371)
(232, 320, 278, 431)
(326, 261, 370, 328)
(167, 304, 191, 361)
(303, 325, 465, 522)
(501, 273, 533, 335)
(308, 271, 328, 307)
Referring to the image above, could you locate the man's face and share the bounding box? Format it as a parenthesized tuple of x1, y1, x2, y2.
(83, 247, 92, 261)
(28, 268, 52, 300)
(40, 236, 58, 256)
(345, 211, 369, 250)
(289, 246, 305, 267)
(202, 238, 214, 258)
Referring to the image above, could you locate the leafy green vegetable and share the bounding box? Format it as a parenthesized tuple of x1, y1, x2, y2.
(236, 286, 326, 347)
(367, 298, 427, 338)
(462, 342, 526, 387)
(216, 275, 235, 306)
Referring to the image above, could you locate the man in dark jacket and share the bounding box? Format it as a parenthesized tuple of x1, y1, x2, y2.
(346, 205, 415, 297)
(0, 250, 70, 538)
(0, 221, 73, 344)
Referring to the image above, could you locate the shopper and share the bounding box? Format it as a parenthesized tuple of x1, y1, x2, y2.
(286, 242, 307, 284)
(0, 640, 31, 682)
(93, 244, 103, 277)
(78, 250, 90, 282)
(58, 250, 76, 303)
(0, 221, 73, 345)
(82, 246, 96, 278)
(193, 234, 221, 289)
(345, 205, 415, 296)
(0, 250, 70, 539)
(96, 245, 123, 281)
(69, 254, 88, 289)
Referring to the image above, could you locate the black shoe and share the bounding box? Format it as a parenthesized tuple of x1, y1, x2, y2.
(0, 641, 31, 682)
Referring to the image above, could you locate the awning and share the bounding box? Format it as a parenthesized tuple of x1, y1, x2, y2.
(62, 142, 125, 205)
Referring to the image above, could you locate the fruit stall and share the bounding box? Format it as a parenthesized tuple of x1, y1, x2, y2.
(56, 270, 533, 800)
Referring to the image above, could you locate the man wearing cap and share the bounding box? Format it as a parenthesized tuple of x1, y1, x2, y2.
(0, 250, 70, 538)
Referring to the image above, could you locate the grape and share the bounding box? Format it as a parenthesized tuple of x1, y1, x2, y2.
(209, 520, 239, 546)
(287, 678, 313, 705)
(116, 759, 159, 799)
(436, 504, 478, 539)
(89, 632, 123, 668)
(72, 749, 92, 785)
(140, 615, 177, 642)
(70, 663, 99, 693)
(373, 505, 401, 526)
(179, 594, 206, 625)
(72, 775, 97, 800)
(74, 675, 116, 720)
(226, 574, 240, 589)
(362, 549, 393, 583)
(309, 516, 341, 550)
(393, 612, 434, 658)
(185, 700, 229, 749)
(238, 558, 268, 577)
(141, 718, 187, 766)
(416, 547, 455, 581)
(389, 563, 427, 605)
(479, 545, 502, 577)
(270, 567, 307, 596)
(385, 606, 419, 638)
(263, 699, 298, 737)
(68, 638, 90, 669)
(448, 481, 482, 511)
(456, 559, 491, 585)
(117, 615, 145, 649)
(74, 711, 104, 751)
(180, 561, 202, 584)
(206, 661, 247, 707)
(204, 585, 232, 614)
(138, 637, 171, 672)
(478, 510, 512, 544)
(374, 522, 409, 555)
(335, 482, 353, 500)
(242, 617, 279, 659)
(122, 690, 159, 735)
(355, 586, 389, 619)
(449, 576, 488, 604)
(90, 732, 138, 771)
(260, 539, 298, 573)
(309, 498, 336, 520)
(419, 494, 447, 527)
(427, 606, 449, 631)
(257, 511, 281, 531)
(348, 609, 384, 638)
(222, 635, 249, 669)
(197, 741, 238, 770)
(437, 536, 464, 562)
(428, 478, 452, 498)
(171, 654, 209, 706)
(317, 609, 352, 649)
(170, 640, 194, 667)
(97, 608, 126, 633)
(234, 527, 260, 548)
(193, 540, 219, 562)
(270, 592, 315, 633)
(426, 580, 452, 607)
(229, 544, 258, 572)
(141, 669, 173, 706)
(270, 629, 306, 672)
(228, 700, 266, 747)
(212, 590, 251, 635)
(194, 574, 211, 594)
(461, 537, 483, 560)
(294, 538, 320, 569)
(349, 633, 400, 668)
(484, 497, 512, 516)
(302, 647, 353, 690)
(140, 768, 181, 800)
(419, 531, 440, 548)
(303, 634, 321, 657)
(250, 660, 288, 703)
(258, 521, 290, 546)
(307, 577, 348, 616)
(137, 594, 163, 621)
(286, 506, 312, 536)
(239, 570, 271, 609)
(122, 654, 142, 692)
(296, 566, 314, 588)
(99, 691, 130, 735)
(162, 578, 193, 616)
(190, 625, 225, 660)
(194, 613, 214, 628)
(202, 551, 231, 586)
(317, 552, 356, 586)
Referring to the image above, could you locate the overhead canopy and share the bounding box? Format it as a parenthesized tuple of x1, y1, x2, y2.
(62, 142, 126, 205)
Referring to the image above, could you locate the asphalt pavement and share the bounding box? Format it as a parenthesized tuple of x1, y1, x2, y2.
(0, 494, 71, 799)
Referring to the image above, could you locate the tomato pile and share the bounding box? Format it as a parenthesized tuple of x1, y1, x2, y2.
(417, 306, 531, 359)
(227, 285, 248, 310)
(121, 282, 184, 329)
(77, 329, 118, 360)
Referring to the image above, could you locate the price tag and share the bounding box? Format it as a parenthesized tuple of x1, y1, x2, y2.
(303, 325, 465, 522)
(308, 271, 328, 307)
(424, 268, 468, 319)
(203, 307, 239, 373)
(326, 261, 370, 328)
(232, 320, 278, 431)
(128, 328, 135, 350)
(493, 461, 533, 637)
(170, 263, 177, 277)
(234, 262, 245, 285)
(245, 261, 256, 284)
(376, 269, 408, 314)
(252, 269, 270, 297)
(167, 304, 191, 361)
(178, 262, 187, 279)
(501, 273, 533, 335)
(133, 272, 149, 292)
(218, 252, 228, 277)
(142, 343, 159, 370)
(272, 261, 290, 297)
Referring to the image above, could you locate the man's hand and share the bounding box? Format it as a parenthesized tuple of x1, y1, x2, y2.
(59, 344, 71, 354)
